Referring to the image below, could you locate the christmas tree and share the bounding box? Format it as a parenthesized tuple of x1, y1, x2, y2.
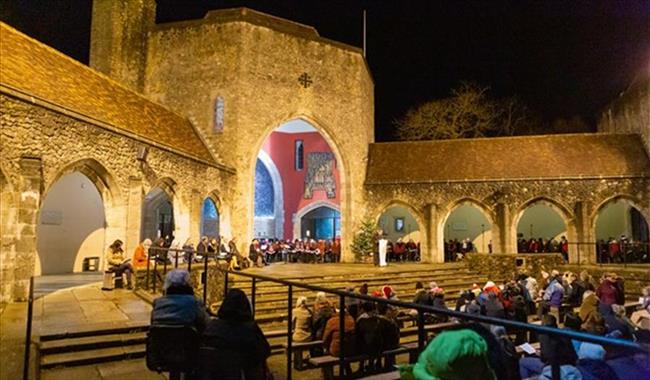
(351, 217, 377, 262)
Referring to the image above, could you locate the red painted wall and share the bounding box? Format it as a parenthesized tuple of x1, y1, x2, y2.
(262, 131, 340, 239)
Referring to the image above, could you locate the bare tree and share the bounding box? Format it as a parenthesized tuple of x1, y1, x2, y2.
(395, 83, 536, 140)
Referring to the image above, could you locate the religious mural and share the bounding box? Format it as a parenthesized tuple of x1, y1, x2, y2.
(303, 152, 336, 199)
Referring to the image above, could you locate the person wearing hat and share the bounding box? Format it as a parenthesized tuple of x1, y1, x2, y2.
(399, 328, 496, 380)
(292, 296, 313, 343)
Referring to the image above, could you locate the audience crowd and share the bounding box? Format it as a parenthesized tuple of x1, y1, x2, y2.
(596, 236, 649, 264)
(148, 265, 649, 379)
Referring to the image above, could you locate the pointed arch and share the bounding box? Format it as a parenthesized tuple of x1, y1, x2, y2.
(375, 199, 428, 260)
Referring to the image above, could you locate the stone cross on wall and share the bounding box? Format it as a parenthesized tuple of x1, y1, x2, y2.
(298, 73, 312, 88)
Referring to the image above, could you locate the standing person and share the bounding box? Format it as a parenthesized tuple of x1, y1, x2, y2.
(133, 238, 152, 269)
(331, 238, 341, 263)
(201, 288, 271, 380)
(105, 239, 134, 289)
(596, 273, 619, 306)
(560, 236, 569, 261)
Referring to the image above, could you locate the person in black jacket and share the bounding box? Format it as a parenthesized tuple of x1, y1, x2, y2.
(200, 289, 270, 380)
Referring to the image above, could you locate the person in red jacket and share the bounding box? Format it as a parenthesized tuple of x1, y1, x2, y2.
(596, 273, 620, 306)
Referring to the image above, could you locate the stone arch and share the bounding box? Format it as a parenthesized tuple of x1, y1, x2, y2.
(256, 150, 284, 239)
(204, 189, 232, 240)
(38, 158, 124, 273)
(247, 114, 351, 259)
(439, 198, 497, 258)
(512, 196, 577, 258)
(294, 200, 340, 240)
(376, 200, 428, 261)
(141, 177, 178, 242)
(591, 194, 649, 243)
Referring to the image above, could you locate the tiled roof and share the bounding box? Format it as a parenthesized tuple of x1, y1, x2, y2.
(366, 133, 650, 184)
(0, 23, 218, 166)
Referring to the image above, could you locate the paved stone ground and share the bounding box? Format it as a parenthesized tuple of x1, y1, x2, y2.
(2, 264, 428, 379)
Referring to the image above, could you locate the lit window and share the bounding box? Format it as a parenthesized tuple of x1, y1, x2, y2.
(295, 140, 304, 170)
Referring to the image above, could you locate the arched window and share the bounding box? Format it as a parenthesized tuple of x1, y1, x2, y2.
(213, 96, 224, 132)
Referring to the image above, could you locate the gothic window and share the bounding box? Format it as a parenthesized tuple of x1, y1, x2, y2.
(213, 96, 224, 132)
(295, 140, 304, 171)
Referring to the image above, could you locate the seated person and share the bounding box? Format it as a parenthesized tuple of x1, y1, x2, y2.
(201, 289, 271, 380)
(151, 269, 209, 331)
(105, 239, 134, 289)
(132, 238, 152, 269)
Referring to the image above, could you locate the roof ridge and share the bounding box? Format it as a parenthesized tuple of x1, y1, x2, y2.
(371, 132, 638, 146)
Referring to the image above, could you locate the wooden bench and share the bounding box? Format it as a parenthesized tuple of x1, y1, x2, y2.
(281, 340, 323, 369)
(358, 370, 401, 380)
(400, 321, 458, 337)
(308, 354, 368, 380)
(382, 342, 420, 368)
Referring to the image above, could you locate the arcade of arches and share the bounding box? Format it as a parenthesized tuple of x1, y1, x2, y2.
(1, 12, 649, 304)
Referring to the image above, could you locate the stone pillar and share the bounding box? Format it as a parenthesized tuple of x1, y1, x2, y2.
(125, 176, 143, 255)
(426, 203, 442, 263)
(574, 201, 592, 264)
(189, 189, 202, 241)
(14, 157, 42, 301)
(495, 202, 513, 254)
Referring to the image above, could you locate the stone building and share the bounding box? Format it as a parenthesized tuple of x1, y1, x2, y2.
(1, 3, 648, 304)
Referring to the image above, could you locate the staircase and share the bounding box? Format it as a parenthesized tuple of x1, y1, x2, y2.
(38, 324, 149, 370)
(38, 262, 486, 371)
(224, 262, 487, 350)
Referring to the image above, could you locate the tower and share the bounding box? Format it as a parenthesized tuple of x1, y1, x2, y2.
(89, 0, 156, 91)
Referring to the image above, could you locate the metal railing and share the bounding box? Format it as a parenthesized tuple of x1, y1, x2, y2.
(221, 268, 649, 380)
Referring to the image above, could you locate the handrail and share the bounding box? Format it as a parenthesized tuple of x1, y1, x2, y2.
(224, 268, 649, 352)
(23, 276, 34, 380)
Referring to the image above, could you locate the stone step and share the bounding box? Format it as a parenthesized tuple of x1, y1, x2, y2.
(39, 331, 148, 355)
(39, 323, 150, 342)
(228, 272, 483, 295)
(40, 344, 146, 369)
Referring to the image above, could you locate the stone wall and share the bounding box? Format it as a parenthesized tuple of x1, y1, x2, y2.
(142, 9, 374, 261)
(599, 78, 650, 156)
(464, 253, 566, 286)
(365, 178, 649, 263)
(0, 93, 233, 302)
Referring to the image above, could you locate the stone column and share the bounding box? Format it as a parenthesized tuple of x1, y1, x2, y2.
(125, 176, 143, 254)
(14, 157, 42, 301)
(495, 202, 513, 253)
(189, 189, 202, 240)
(574, 201, 592, 264)
(426, 203, 442, 263)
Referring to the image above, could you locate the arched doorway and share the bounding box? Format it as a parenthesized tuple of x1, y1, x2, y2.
(36, 172, 106, 274)
(201, 197, 220, 238)
(593, 197, 649, 263)
(141, 187, 174, 242)
(514, 199, 570, 254)
(443, 201, 493, 260)
(253, 119, 341, 242)
(299, 205, 341, 240)
(377, 204, 423, 261)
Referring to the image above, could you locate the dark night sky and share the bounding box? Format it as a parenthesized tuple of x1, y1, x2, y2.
(2, 0, 649, 141)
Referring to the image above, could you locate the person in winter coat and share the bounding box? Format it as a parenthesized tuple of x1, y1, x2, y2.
(580, 291, 606, 335)
(151, 269, 209, 331)
(201, 288, 270, 380)
(292, 296, 313, 342)
(596, 273, 620, 306)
